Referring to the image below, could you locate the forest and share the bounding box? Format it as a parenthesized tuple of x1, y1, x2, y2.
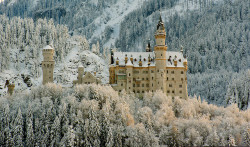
(0, 84, 249, 146)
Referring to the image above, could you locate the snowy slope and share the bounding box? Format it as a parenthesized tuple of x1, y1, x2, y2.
(0, 39, 109, 97)
(89, 0, 145, 48)
(85, 0, 223, 49)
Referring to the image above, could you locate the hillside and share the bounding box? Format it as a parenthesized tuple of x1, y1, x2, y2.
(0, 84, 249, 146)
(0, 15, 108, 96)
(0, 0, 249, 109)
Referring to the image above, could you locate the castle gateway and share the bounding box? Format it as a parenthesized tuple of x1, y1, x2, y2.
(109, 16, 188, 99)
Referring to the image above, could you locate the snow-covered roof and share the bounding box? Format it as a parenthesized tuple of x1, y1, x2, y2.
(112, 51, 186, 68)
(43, 45, 53, 50)
(114, 52, 155, 67)
(166, 51, 186, 67)
(126, 58, 133, 66)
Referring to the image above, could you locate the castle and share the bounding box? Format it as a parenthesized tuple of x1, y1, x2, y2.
(109, 16, 188, 99)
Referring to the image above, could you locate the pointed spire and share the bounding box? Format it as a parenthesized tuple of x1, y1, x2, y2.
(159, 15, 163, 23)
(157, 14, 165, 30)
(180, 45, 183, 54)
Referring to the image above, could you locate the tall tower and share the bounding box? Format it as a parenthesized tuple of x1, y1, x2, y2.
(77, 65, 84, 84)
(154, 15, 167, 92)
(42, 45, 55, 85)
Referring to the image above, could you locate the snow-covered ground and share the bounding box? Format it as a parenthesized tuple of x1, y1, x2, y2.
(88, 0, 146, 48)
(0, 39, 109, 97)
(87, 0, 223, 49)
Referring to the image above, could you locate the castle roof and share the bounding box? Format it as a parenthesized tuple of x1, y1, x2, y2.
(112, 51, 186, 68)
(43, 45, 53, 50)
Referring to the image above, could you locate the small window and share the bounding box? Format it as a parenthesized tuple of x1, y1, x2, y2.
(146, 84, 149, 87)
(181, 78, 183, 81)
(171, 71, 174, 74)
(169, 84, 172, 87)
(161, 54, 162, 56)
(137, 91, 140, 93)
(172, 78, 174, 81)
(142, 78, 144, 80)
(151, 70, 154, 73)
(181, 71, 184, 74)
(119, 90, 121, 92)
(167, 70, 168, 73)
(179, 90, 182, 94)
(146, 78, 148, 80)
(121, 83, 123, 86)
(152, 83, 153, 87)
(167, 77, 168, 81)
(179, 85, 182, 88)
(137, 84, 140, 87)
(172, 90, 175, 93)
(158, 70, 159, 72)
(129, 73, 131, 76)
(167, 90, 170, 93)
(133, 84, 135, 87)
(129, 87, 130, 89)
(142, 84, 144, 87)
(152, 77, 154, 80)
(142, 91, 144, 93)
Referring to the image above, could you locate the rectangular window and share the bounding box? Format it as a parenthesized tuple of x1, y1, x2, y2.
(137, 84, 140, 87)
(169, 84, 172, 87)
(142, 91, 144, 93)
(167, 70, 168, 73)
(179, 85, 182, 88)
(179, 90, 182, 94)
(181, 71, 184, 74)
(146, 84, 149, 87)
(172, 90, 175, 93)
(171, 71, 174, 74)
(119, 70, 125, 73)
(118, 75, 126, 80)
(151, 70, 154, 73)
(181, 78, 184, 81)
(167, 90, 170, 93)
(146, 78, 148, 80)
(172, 78, 174, 81)
(143, 71, 148, 74)
(142, 84, 144, 87)
(133, 84, 135, 87)
(167, 77, 168, 81)
(142, 78, 144, 80)
(137, 91, 140, 93)
(133, 70, 139, 74)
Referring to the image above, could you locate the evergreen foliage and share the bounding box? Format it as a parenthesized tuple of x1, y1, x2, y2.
(0, 83, 249, 146)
